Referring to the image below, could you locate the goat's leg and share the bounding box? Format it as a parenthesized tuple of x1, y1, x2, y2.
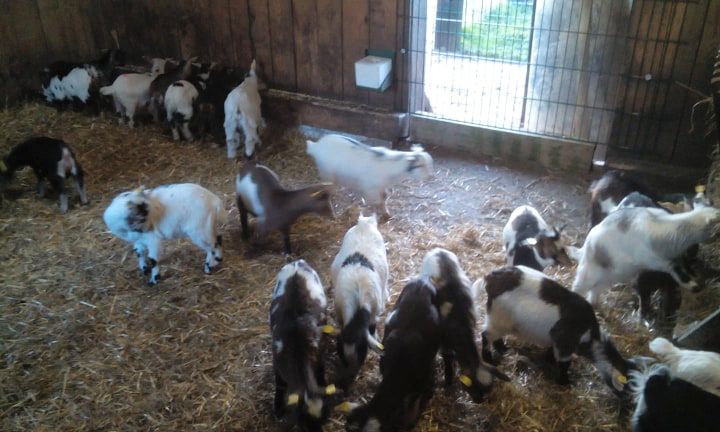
(273, 373, 287, 417)
(441, 348, 455, 386)
(237, 198, 250, 240)
(668, 261, 699, 292)
(75, 175, 88, 205)
(134, 241, 149, 274)
(32, 169, 46, 197)
(281, 227, 292, 256)
(181, 119, 194, 141)
(48, 176, 68, 213)
(146, 237, 162, 285)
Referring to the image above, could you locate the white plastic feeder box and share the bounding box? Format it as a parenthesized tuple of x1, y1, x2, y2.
(355, 55, 392, 92)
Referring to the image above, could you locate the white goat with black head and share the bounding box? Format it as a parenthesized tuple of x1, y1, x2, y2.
(1, 137, 88, 213)
(306, 134, 433, 218)
(477, 265, 633, 394)
(270, 260, 338, 432)
(421, 248, 509, 402)
(344, 277, 441, 431)
(224, 59, 266, 159)
(571, 204, 719, 306)
(502, 205, 572, 271)
(103, 183, 225, 285)
(331, 214, 388, 388)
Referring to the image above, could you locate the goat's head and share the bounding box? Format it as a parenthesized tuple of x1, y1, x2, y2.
(420, 247, 470, 291)
(304, 185, 334, 219)
(124, 188, 154, 233)
(405, 145, 434, 180)
(534, 225, 572, 266)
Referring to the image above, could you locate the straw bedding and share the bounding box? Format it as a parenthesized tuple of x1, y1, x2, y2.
(1, 103, 718, 431)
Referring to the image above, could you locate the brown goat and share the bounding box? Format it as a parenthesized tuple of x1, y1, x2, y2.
(235, 162, 333, 254)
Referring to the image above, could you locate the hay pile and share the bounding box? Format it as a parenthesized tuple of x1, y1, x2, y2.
(0, 103, 716, 431)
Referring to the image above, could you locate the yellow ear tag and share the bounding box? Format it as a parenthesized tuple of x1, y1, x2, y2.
(325, 384, 336, 395)
(376, 342, 385, 350)
(617, 375, 628, 385)
(459, 375, 473, 387)
(335, 401, 352, 413)
(134, 187, 143, 194)
(287, 393, 300, 405)
(0, 160, 6, 172)
(322, 325, 337, 335)
(695, 185, 706, 193)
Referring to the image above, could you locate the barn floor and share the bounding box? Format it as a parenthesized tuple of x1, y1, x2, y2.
(1, 103, 718, 431)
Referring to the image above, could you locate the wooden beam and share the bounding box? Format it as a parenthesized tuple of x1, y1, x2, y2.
(676, 307, 720, 353)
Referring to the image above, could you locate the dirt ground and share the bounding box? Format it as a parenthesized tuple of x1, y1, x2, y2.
(1, 104, 717, 431)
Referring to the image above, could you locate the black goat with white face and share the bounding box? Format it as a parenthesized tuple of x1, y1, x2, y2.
(421, 248, 509, 402)
(1, 137, 88, 213)
(345, 278, 440, 432)
(270, 260, 337, 432)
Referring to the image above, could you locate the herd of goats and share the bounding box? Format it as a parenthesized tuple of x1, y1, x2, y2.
(1, 48, 720, 431)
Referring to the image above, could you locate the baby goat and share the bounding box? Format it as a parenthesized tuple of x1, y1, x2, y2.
(648, 337, 720, 397)
(224, 60, 266, 159)
(306, 134, 433, 218)
(235, 162, 333, 255)
(571, 205, 719, 306)
(331, 214, 388, 387)
(477, 265, 632, 393)
(270, 260, 337, 432)
(630, 364, 720, 432)
(421, 248, 509, 402)
(103, 184, 225, 285)
(345, 278, 441, 431)
(502, 205, 572, 271)
(1, 137, 88, 213)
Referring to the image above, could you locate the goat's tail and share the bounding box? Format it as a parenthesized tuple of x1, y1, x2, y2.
(99, 85, 114, 96)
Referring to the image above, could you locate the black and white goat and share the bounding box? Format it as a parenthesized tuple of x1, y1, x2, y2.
(331, 214, 388, 387)
(224, 60, 266, 159)
(270, 260, 337, 432)
(648, 337, 720, 397)
(630, 364, 720, 432)
(103, 184, 226, 285)
(164, 79, 201, 141)
(421, 248, 509, 402)
(305, 134, 434, 218)
(502, 205, 572, 271)
(571, 204, 719, 306)
(344, 278, 441, 431)
(1, 137, 88, 213)
(235, 162, 333, 255)
(477, 265, 633, 393)
(147, 58, 197, 123)
(41, 49, 126, 112)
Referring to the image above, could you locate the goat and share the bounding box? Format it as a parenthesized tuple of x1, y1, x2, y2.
(421, 248, 509, 402)
(41, 49, 126, 112)
(270, 259, 338, 432)
(331, 213, 388, 387)
(224, 60, 266, 159)
(235, 162, 333, 255)
(147, 59, 196, 123)
(1, 137, 87, 213)
(502, 205, 572, 271)
(648, 337, 720, 397)
(344, 278, 441, 431)
(571, 205, 719, 306)
(164, 79, 201, 141)
(588, 170, 691, 227)
(477, 265, 633, 393)
(630, 364, 720, 432)
(103, 183, 226, 285)
(196, 65, 245, 141)
(305, 134, 434, 218)
(100, 72, 158, 128)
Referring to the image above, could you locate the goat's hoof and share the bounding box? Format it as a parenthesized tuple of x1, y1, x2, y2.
(147, 279, 158, 286)
(203, 263, 214, 274)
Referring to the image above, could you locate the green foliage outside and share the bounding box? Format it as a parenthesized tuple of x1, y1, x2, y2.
(461, 1, 534, 62)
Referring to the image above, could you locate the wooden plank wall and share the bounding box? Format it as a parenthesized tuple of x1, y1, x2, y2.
(0, 0, 406, 111)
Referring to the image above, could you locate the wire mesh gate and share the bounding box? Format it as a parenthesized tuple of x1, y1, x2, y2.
(398, 0, 714, 164)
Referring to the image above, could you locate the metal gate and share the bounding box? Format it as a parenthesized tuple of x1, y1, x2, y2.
(399, 0, 717, 166)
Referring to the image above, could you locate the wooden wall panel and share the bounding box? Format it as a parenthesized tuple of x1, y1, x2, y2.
(292, 0, 319, 95)
(342, 0, 370, 104)
(316, 0, 343, 98)
(248, 0, 273, 83)
(369, 0, 397, 108)
(228, 0, 252, 68)
(268, 0, 296, 90)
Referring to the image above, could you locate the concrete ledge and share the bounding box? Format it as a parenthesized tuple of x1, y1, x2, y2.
(410, 114, 595, 173)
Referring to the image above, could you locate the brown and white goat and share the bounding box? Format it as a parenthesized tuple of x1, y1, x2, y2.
(421, 248, 509, 402)
(270, 260, 338, 432)
(477, 265, 633, 394)
(235, 162, 333, 255)
(502, 205, 571, 271)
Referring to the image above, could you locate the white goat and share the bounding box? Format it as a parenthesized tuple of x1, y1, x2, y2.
(164, 80, 200, 141)
(224, 59, 265, 159)
(331, 213, 388, 385)
(103, 183, 226, 285)
(100, 72, 158, 128)
(306, 134, 434, 218)
(648, 337, 720, 397)
(571, 205, 719, 306)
